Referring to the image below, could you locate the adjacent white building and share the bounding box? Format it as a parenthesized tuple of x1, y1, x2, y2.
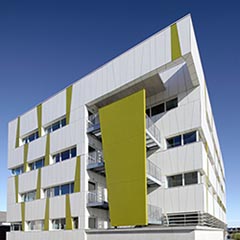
(7, 14, 226, 240)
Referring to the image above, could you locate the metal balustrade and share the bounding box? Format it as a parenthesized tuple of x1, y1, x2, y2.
(87, 190, 108, 209)
(87, 113, 162, 149)
(148, 204, 162, 224)
(146, 114, 161, 148)
(146, 160, 162, 186)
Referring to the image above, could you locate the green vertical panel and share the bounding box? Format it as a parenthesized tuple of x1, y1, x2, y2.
(15, 117, 20, 148)
(74, 156, 80, 193)
(99, 90, 147, 226)
(44, 198, 49, 231)
(37, 104, 42, 137)
(15, 175, 19, 203)
(171, 23, 181, 61)
(21, 202, 25, 231)
(65, 194, 72, 230)
(66, 85, 73, 125)
(23, 144, 29, 172)
(45, 134, 50, 166)
(36, 168, 41, 199)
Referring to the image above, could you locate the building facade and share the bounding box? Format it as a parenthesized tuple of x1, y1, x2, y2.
(7, 15, 226, 240)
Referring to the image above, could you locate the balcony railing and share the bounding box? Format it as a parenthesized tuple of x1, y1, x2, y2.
(87, 113, 161, 149)
(146, 159, 162, 186)
(87, 152, 162, 187)
(87, 190, 108, 209)
(148, 204, 162, 224)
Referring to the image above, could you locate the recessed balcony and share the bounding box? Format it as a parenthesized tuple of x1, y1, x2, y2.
(87, 113, 161, 150)
(87, 153, 163, 188)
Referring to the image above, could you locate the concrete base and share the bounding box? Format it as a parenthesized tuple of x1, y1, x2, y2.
(86, 226, 225, 240)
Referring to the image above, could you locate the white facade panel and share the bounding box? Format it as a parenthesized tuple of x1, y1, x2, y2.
(41, 157, 76, 189)
(18, 170, 38, 194)
(8, 146, 24, 169)
(20, 108, 38, 137)
(27, 135, 46, 163)
(25, 199, 45, 221)
(42, 90, 66, 127)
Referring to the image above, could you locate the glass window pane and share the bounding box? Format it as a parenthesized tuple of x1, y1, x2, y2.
(70, 183, 74, 193)
(61, 184, 69, 195)
(54, 154, 60, 163)
(35, 159, 43, 169)
(61, 150, 70, 161)
(52, 121, 60, 132)
(167, 174, 182, 187)
(167, 135, 181, 148)
(146, 108, 150, 116)
(183, 131, 196, 145)
(61, 118, 66, 127)
(166, 98, 178, 111)
(71, 148, 76, 158)
(54, 186, 60, 196)
(151, 103, 164, 116)
(184, 172, 198, 185)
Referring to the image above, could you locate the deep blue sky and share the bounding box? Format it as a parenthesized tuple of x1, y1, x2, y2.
(0, 0, 239, 225)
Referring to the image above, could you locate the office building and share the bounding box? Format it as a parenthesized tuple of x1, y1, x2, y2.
(7, 15, 226, 240)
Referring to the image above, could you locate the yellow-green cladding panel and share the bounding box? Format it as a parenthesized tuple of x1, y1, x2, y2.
(99, 89, 147, 226)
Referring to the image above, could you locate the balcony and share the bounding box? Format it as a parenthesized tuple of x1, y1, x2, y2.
(87, 153, 163, 187)
(87, 113, 161, 150)
(87, 190, 108, 210)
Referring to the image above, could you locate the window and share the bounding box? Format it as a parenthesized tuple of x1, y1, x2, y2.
(21, 190, 36, 202)
(27, 220, 44, 231)
(29, 158, 45, 171)
(183, 131, 197, 145)
(52, 218, 65, 230)
(89, 217, 97, 229)
(167, 172, 199, 188)
(184, 172, 198, 185)
(167, 174, 182, 188)
(166, 131, 198, 149)
(44, 182, 74, 198)
(73, 217, 79, 229)
(45, 117, 66, 134)
(167, 135, 181, 149)
(11, 165, 24, 176)
(22, 131, 39, 144)
(53, 147, 77, 163)
(166, 97, 178, 111)
(11, 222, 22, 231)
(151, 103, 165, 116)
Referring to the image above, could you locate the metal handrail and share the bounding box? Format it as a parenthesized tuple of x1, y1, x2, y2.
(148, 204, 162, 223)
(88, 190, 106, 203)
(88, 152, 104, 165)
(147, 159, 162, 182)
(146, 114, 161, 144)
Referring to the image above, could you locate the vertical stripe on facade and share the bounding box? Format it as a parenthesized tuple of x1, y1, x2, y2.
(171, 23, 181, 61)
(44, 198, 49, 231)
(15, 117, 20, 148)
(45, 134, 50, 166)
(23, 144, 29, 172)
(37, 104, 42, 137)
(14, 175, 19, 203)
(66, 85, 73, 125)
(65, 194, 73, 230)
(21, 202, 25, 231)
(36, 168, 41, 199)
(99, 89, 147, 226)
(74, 156, 80, 193)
